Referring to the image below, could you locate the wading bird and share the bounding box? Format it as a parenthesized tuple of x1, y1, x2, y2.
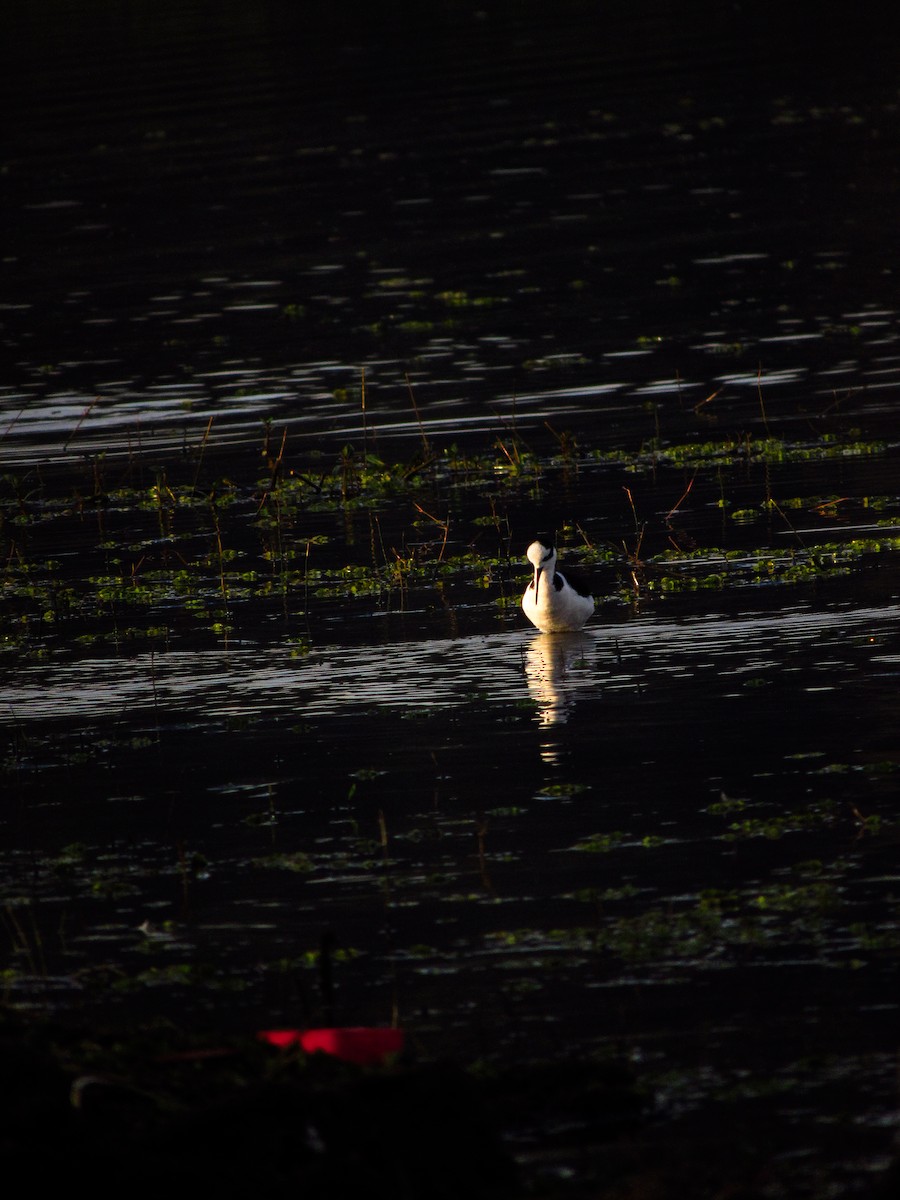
(521, 540, 594, 632)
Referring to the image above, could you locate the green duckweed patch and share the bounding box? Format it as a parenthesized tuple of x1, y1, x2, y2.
(484, 872, 894, 969)
(642, 533, 900, 594)
(716, 798, 842, 841)
(592, 433, 888, 472)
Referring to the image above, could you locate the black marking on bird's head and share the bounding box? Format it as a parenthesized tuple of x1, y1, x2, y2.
(533, 535, 556, 562)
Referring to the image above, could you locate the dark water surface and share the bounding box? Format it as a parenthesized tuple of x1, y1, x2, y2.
(3, 3, 900, 1195)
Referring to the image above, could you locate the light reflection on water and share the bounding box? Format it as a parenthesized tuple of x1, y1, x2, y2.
(4, 322, 899, 466)
(4, 601, 896, 728)
(2, 281, 899, 465)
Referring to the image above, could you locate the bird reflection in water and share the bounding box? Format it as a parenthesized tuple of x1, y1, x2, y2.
(523, 631, 593, 732)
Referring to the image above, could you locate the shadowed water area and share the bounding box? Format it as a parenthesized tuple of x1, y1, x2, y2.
(2, 2, 900, 1196)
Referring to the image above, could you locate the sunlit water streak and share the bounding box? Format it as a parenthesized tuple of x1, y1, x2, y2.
(1, 298, 897, 466)
(4, 601, 897, 727)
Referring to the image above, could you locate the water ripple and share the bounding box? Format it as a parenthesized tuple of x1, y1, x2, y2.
(3, 601, 896, 728)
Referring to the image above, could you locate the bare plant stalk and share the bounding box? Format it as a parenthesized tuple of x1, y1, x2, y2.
(693, 387, 721, 415)
(405, 372, 431, 456)
(210, 503, 229, 607)
(413, 501, 450, 561)
(623, 486, 643, 550)
(0, 404, 27, 444)
(665, 476, 695, 521)
(303, 537, 311, 615)
(757, 364, 771, 435)
(496, 439, 519, 468)
(372, 512, 387, 568)
(64, 395, 100, 450)
(255, 426, 288, 515)
(622, 486, 645, 590)
(192, 415, 214, 490)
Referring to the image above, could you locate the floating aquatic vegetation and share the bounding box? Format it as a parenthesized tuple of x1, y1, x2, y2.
(591, 434, 888, 472)
(2, 422, 897, 656)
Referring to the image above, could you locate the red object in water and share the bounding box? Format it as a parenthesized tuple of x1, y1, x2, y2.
(260, 1029, 303, 1050)
(259, 1026, 405, 1065)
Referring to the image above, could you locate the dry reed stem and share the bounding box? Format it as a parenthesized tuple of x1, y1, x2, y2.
(64, 395, 100, 450)
(413, 501, 450, 561)
(665, 476, 695, 521)
(192, 415, 214, 490)
(405, 372, 431, 456)
(757, 364, 771, 435)
(693, 387, 721, 414)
